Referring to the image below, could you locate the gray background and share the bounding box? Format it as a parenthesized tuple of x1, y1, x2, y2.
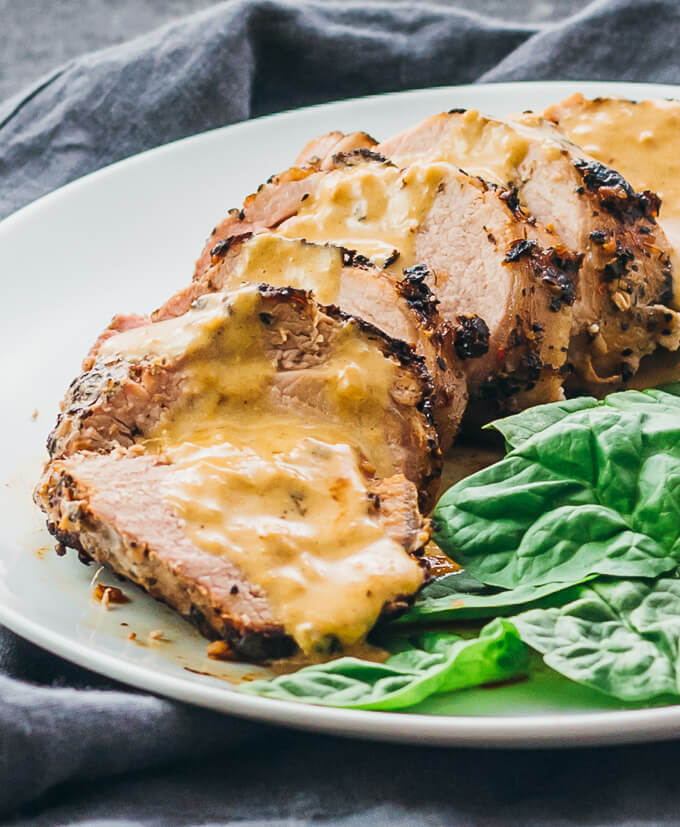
(0, 0, 590, 102)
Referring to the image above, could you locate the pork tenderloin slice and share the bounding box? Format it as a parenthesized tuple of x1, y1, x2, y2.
(274, 161, 580, 416)
(36, 448, 428, 660)
(46, 284, 441, 511)
(378, 109, 680, 393)
(542, 93, 680, 306)
(194, 132, 379, 279)
(154, 234, 467, 451)
(294, 130, 378, 167)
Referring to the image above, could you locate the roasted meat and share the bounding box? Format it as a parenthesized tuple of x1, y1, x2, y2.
(378, 109, 680, 393)
(154, 234, 467, 450)
(47, 284, 441, 507)
(542, 94, 680, 389)
(36, 284, 438, 658)
(196, 152, 581, 418)
(193, 131, 378, 279)
(542, 93, 680, 284)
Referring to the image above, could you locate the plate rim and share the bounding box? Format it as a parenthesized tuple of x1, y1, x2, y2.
(4, 79, 680, 748)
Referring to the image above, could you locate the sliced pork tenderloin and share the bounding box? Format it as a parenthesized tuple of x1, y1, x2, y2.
(37, 445, 429, 660)
(294, 130, 378, 167)
(542, 93, 680, 287)
(542, 94, 680, 389)
(273, 161, 581, 417)
(194, 132, 378, 279)
(46, 284, 442, 511)
(378, 109, 680, 394)
(154, 234, 467, 451)
(194, 135, 581, 417)
(37, 284, 440, 658)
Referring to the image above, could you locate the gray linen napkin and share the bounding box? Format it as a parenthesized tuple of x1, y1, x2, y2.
(2, 0, 680, 822)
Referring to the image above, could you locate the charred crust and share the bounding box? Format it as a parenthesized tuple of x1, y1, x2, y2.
(332, 148, 393, 167)
(602, 243, 634, 282)
(46, 521, 93, 564)
(660, 255, 674, 305)
(454, 315, 490, 360)
(210, 232, 252, 262)
(504, 239, 535, 263)
(589, 229, 608, 245)
(574, 159, 660, 222)
(340, 247, 372, 269)
(498, 187, 522, 216)
(398, 264, 440, 328)
(447, 107, 467, 114)
(505, 239, 579, 311)
(383, 249, 400, 268)
(188, 605, 297, 661)
(575, 159, 634, 196)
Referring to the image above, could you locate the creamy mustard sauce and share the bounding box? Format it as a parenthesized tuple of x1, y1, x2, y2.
(147, 325, 401, 485)
(231, 234, 344, 305)
(278, 161, 450, 270)
(162, 437, 423, 653)
(99, 285, 421, 653)
(103, 285, 402, 479)
(98, 292, 234, 363)
(385, 110, 532, 188)
(543, 96, 680, 307)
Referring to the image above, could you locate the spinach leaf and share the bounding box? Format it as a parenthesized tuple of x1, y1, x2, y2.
(394, 570, 588, 624)
(434, 402, 680, 590)
(487, 397, 598, 450)
(513, 577, 680, 701)
(657, 382, 680, 398)
(487, 388, 680, 450)
(239, 619, 527, 710)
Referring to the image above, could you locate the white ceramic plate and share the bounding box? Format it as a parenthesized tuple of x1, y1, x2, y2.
(2, 81, 680, 748)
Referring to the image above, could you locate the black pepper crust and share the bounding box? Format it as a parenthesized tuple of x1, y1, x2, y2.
(209, 232, 253, 264)
(603, 243, 634, 283)
(332, 148, 393, 167)
(573, 159, 661, 223)
(498, 187, 523, 217)
(476, 350, 543, 402)
(340, 247, 373, 269)
(504, 239, 580, 312)
(397, 264, 440, 329)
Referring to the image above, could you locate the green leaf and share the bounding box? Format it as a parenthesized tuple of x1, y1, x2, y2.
(656, 382, 680, 398)
(394, 570, 588, 624)
(513, 577, 680, 701)
(486, 388, 680, 450)
(238, 619, 528, 710)
(434, 398, 680, 590)
(486, 397, 598, 450)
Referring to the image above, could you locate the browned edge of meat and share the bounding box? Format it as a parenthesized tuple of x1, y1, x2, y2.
(541, 93, 680, 387)
(412, 168, 581, 419)
(37, 452, 429, 661)
(294, 130, 378, 167)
